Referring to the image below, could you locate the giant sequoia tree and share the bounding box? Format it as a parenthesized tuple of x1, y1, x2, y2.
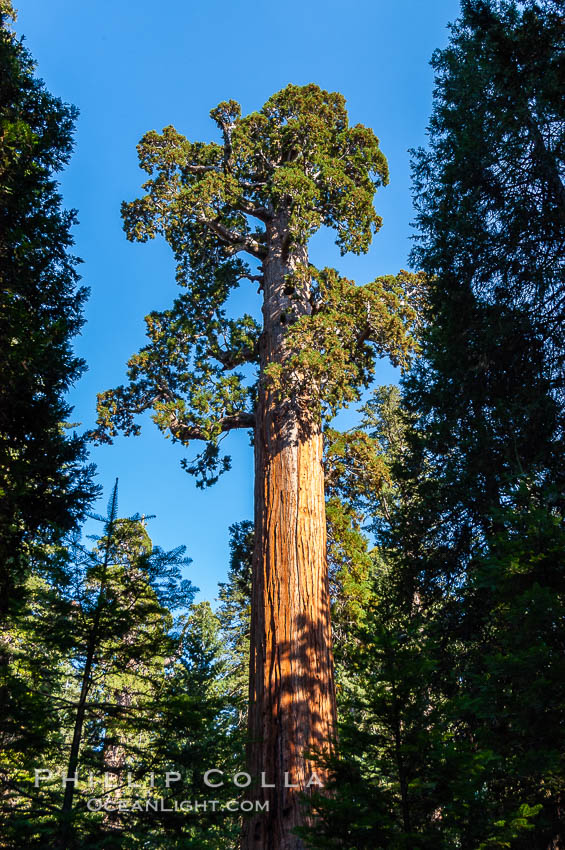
(96, 84, 422, 849)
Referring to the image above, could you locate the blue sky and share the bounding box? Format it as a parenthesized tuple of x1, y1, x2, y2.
(15, 0, 460, 603)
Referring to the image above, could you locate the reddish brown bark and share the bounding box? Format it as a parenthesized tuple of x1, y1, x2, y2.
(242, 214, 337, 850)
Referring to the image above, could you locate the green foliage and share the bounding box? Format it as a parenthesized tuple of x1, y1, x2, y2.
(216, 521, 253, 726)
(331, 3, 565, 848)
(448, 493, 565, 848)
(301, 389, 447, 850)
(0, 484, 226, 849)
(306, 29, 565, 817)
(265, 267, 425, 418)
(0, 566, 72, 807)
(0, 6, 95, 616)
(144, 601, 244, 850)
(6, 5, 564, 847)
(94, 84, 421, 486)
(123, 84, 388, 259)
(412, 0, 564, 349)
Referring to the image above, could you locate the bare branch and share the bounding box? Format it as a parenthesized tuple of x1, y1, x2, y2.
(183, 164, 219, 175)
(169, 411, 255, 443)
(234, 196, 272, 222)
(237, 272, 264, 285)
(197, 215, 267, 259)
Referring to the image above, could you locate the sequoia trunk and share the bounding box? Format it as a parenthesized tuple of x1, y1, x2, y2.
(243, 214, 337, 850)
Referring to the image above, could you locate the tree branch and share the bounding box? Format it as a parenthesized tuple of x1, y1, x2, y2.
(208, 344, 258, 370)
(526, 110, 565, 226)
(183, 164, 219, 175)
(198, 216, 267, 258)
(239, 179, 269, 191)
(234, 196, 272, 222)
(237, 271, 264, 286)
(169, 411, 256, 443)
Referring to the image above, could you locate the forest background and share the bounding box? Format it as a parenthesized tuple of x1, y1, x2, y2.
(1, 0, 563, 849)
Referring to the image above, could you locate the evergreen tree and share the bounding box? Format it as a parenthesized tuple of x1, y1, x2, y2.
(0, 482, 197, 849)
(94, 83, 424, 848)
(412, 0, 564, 388)
(216, 521, 253, 729)
(0, 563, 73, 849)
(395, 1, 565, 845)
(146, 600, 244, 850)
(300, 387, 446, 850)
(409, 0, 564, 536)
(0, 1, 94, 620)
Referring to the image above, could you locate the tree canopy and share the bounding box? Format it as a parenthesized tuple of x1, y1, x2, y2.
(94, 84, 423, 485)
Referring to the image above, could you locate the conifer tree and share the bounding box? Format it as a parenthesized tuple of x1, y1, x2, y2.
(148, 600, 244, 850)
(56, 484, 194, 847)
(402, 1, 565, 845)
(0, 1, 94, 619)
(0, 482, 196, 849)
(216, 521, 253, 728)
(410, 0, 565, 524)
(300, 387, 444, 850)
(95, 83, 423, 848)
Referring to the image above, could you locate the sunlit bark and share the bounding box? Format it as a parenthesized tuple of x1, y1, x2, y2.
(243, 213, 337, 850)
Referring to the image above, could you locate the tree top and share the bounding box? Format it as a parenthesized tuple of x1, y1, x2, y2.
(122, 83, 389, 298)
(95, 85, 424, 487)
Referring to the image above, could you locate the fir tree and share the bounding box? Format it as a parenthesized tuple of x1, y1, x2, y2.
(399, 1, 565, 845)
(216, 521, 253, 729)
(0, 482, 196, 849)
(146, 600, 244, 850)
(0, 0, 94, 620)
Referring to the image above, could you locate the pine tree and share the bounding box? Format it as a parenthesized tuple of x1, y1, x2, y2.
(0, 1, 94, 620)
(95, 84, 424, 848)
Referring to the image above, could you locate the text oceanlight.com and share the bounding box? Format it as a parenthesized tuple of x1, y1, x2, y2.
(86, 798, 269, 813)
